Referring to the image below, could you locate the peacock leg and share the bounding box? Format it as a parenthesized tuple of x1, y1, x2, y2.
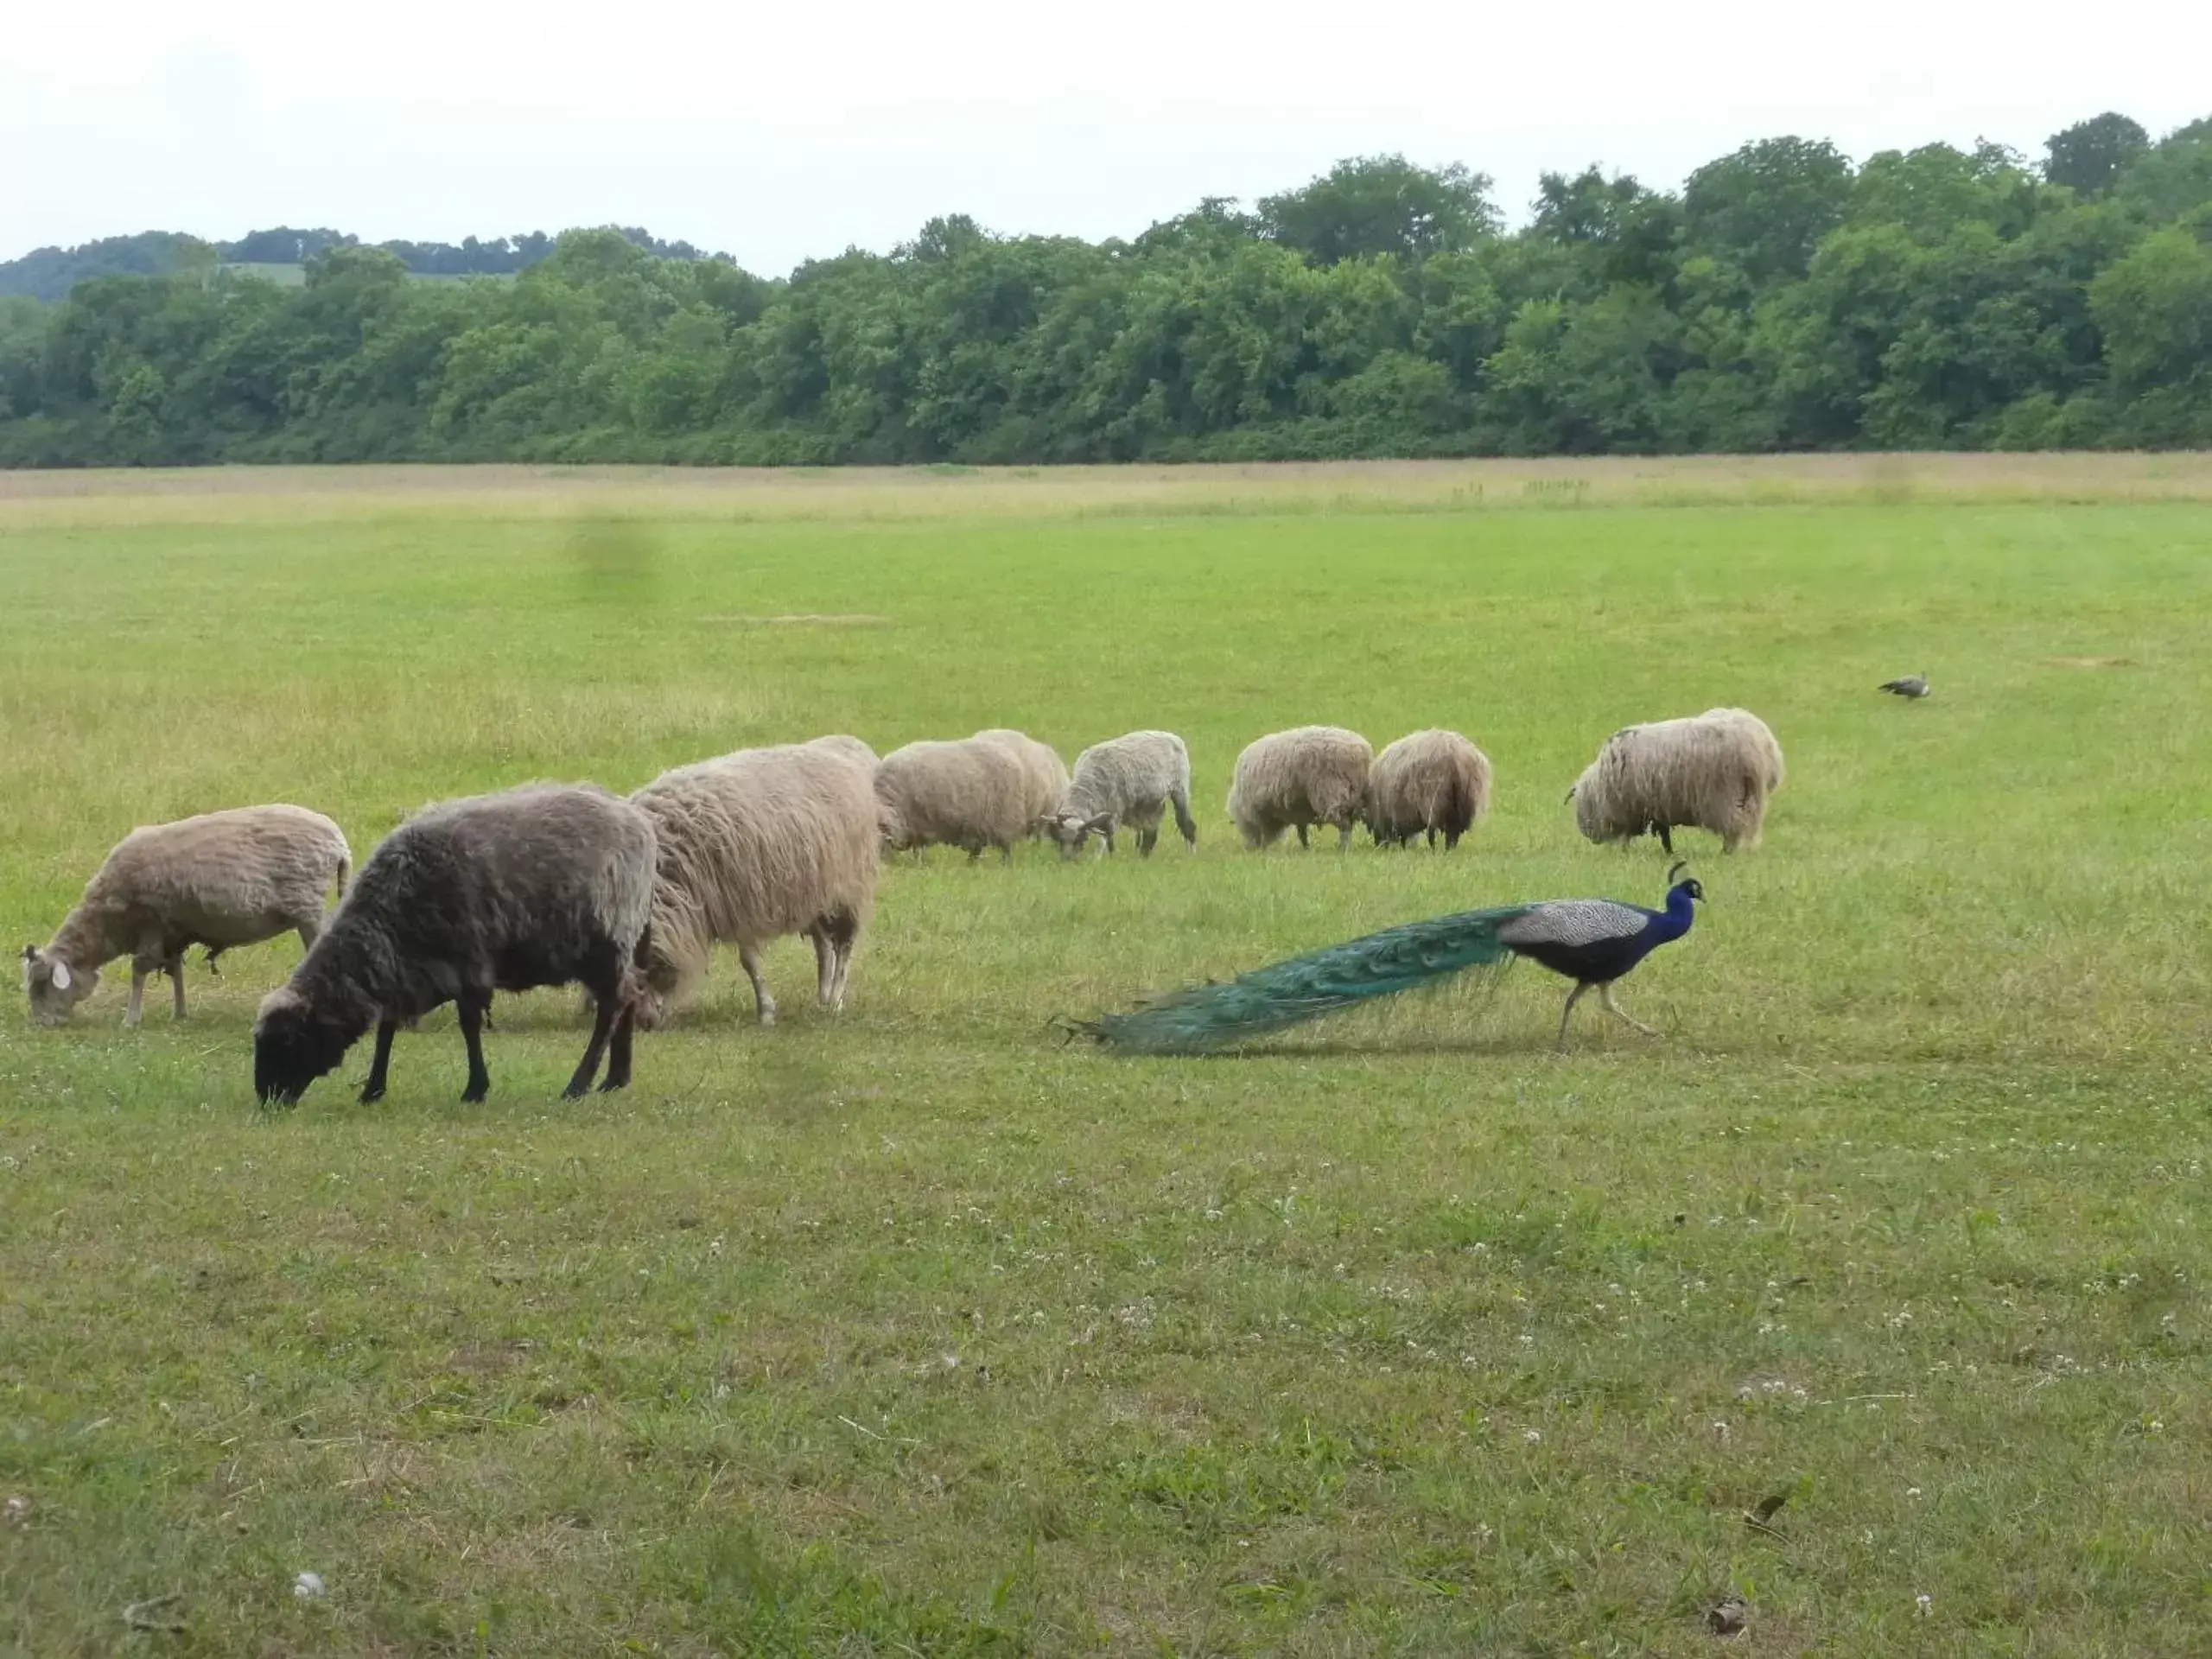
(1555, 982, 1589, 1047)
(1599, 982, 1657, 1036)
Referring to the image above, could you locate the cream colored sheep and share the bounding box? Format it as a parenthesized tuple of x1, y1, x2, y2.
(1368, 729, 1493, 850)
(1569, 706, 1783, 854)
(1227, 726, 1373, 850)
(24, 804, 351, 1028)
(874, 738, 1033, 861)
(632, 742, 878, 1026)
(974, 728, 1070, 834)
(1039, 730, 1197, 859)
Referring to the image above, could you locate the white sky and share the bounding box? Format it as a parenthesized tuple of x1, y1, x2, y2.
(6, 0, 2208, 276)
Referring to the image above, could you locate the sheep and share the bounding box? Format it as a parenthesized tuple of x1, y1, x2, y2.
(1368, 729, 1494, 850)
(973, 728, 1070, 833)
(22, 804, 351, 1028)
(252, 783, 655, 1106)
(1226, 726, 1374, 850)
(1567, 706, 1783, 855)
(874, 738, 1033, 861)
(1039, 730, 1198, 860)
(630, 741, 878, 1027)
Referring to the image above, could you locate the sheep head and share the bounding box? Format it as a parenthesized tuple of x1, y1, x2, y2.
(1039, 811, 1115, 860)
(252, 984, 366, 1106)
(22, 945, 97, 1027)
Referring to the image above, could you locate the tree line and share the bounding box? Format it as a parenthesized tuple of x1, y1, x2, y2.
(0, 226, 722, 303)
(2, 113, 2208, 467)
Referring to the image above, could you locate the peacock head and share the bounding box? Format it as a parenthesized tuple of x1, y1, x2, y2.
(1666, 861, 1704, 904)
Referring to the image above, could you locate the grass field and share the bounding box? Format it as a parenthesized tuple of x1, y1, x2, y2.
(3, 458, 2209, 1655)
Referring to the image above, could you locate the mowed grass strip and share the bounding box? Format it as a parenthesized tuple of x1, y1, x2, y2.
(2, 467, 2209, 1654)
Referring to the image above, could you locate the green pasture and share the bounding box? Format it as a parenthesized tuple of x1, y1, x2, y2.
(2, 465, 2208, 1654)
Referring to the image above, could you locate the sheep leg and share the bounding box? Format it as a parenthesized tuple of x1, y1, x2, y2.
(1555, 982, 1590, 1049)
(1102, 828, 1116, 855)
(167, 950, 188, 1020)
(739, 943, 777, 1025)
(125, 963, 148, 1029)
(1336, 822, 1352, 852)
(296, 917, 320, 953)
(1172, 791, 1198, 847)
(359, 1020, 397, 1103)
(599, 1000, 636, 1093)
(810, 927, 836, 1007)
(1296, 823, 1310, 849)
(457, 995, 493, 1103)
(1138, 828, 1157, 857)
(1656, 824, 1675, 856)
(1599, 982, 1658, 1037)
(564, 991, 617, 1098)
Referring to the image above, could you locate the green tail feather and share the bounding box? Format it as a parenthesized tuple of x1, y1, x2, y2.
(1086, 902, 1540, 1054)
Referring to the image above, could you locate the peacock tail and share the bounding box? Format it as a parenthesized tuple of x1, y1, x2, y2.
(1084, 902, 1541, 1054)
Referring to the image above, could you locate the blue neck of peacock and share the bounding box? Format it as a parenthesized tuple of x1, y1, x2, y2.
(1649, 885, 1697, 942)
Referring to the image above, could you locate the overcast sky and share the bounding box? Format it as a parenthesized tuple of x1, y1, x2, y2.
(6, 0, 2208, 275)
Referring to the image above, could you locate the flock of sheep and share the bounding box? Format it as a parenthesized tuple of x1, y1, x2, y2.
(18, 708, 1783, 1102)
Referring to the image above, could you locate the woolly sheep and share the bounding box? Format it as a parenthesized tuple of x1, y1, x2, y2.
(973, 728, 1070, 833)
(1227, 726, 1374, 851)
(252, 783, 655, 1105)
(631, 741, 877, 1027)
(1368, 729, 1494, 851)
(874, 738, 1033, 861)
(23, 804, 351, 1028)
(1568, 706, 1783, 854)
(1039, 730, 1198, 860)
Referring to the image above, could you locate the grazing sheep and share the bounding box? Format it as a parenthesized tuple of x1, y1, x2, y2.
(252, 783, 654, 1106)
(1368, 730, 1493, 850)
(631, 741, 878, 1027)
(1227, 726, 1374, 851)
(1039, 730, 1198, 860)
(874, 738, 1033, 861)
(973, 728, 1070, 833)
(1568, 707, 1783, 854)
(23, 805, 351, 1028)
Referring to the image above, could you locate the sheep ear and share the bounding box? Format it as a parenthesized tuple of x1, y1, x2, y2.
(1086, 813, 1116, 834)
(50, 961, 71, 990)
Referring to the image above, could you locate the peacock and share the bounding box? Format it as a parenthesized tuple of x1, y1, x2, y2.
(1082, 864, 1705, 1053)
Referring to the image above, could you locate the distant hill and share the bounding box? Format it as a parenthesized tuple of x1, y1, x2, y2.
(0, 226, 727, 301)
(0, 232, 219, 302)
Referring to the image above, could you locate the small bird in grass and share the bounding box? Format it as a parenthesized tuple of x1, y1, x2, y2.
(1878, 672, 1930, 700)
(1082, 863, 1704, 1053)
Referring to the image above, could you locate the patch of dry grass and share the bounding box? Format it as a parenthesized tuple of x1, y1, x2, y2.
(7, 451, 2212, 531)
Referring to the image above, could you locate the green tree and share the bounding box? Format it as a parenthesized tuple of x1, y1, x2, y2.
(2043, 114, 2150, 199)
(1261, 156, 1497, 266)
(1682, 137, 1853, 289)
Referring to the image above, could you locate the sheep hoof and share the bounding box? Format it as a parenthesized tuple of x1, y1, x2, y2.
(596, 1076, 629, 1094)
(358, 1084, 385, 1105)
(562, 1081, 590, 1100)
(461, 1084, 489, 1104)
